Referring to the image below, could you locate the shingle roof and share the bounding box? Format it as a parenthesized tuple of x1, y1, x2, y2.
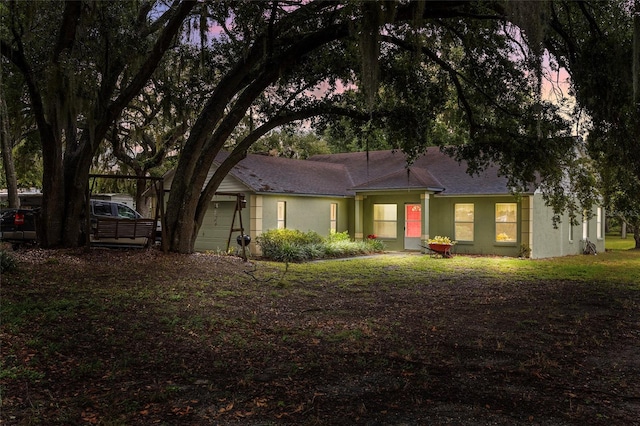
(308, 147, 522, 195)
(219, 147, 527, 197)
(349, 167, 444, 191)
(216, 152, 353, 196)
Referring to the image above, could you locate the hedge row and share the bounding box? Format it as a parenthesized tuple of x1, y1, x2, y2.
(256, 229, 384, 262)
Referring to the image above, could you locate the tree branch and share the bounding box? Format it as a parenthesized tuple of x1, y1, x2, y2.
(194, 104, 368, 227)
(53, 0, 82, 64)
(109, 0, 197, 120)
(380, 34, 477, 134)
(0, 40, 51, 143)
(143, 0, 182, 37)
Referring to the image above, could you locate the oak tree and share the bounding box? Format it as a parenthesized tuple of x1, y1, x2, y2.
(1, 0, 196, 246)
(164, 1, 577, 253)
(545, 0, 640, 248)
(2, 1, 599, 253)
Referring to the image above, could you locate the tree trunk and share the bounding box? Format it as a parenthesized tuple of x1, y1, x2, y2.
(166, 183, 202, 253)
(165, 153, 207, 253)
(135, 176, 148, 216)
(621, 220, 627, 239)
(164, 99, 241, 254)
(0, 96, 19, 208)
(39, 126, 66, 247)
(165, 74, 282, 253)
(61, 141, 95, 246)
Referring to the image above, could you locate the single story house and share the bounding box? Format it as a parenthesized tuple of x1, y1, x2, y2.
(158, 147, 605, 258)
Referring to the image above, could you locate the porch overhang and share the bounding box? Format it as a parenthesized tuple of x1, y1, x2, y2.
(351, 187, 444, 195)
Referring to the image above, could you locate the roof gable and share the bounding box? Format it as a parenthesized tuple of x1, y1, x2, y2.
(309, 147, 522, 195)
(163, 147, 529, 198)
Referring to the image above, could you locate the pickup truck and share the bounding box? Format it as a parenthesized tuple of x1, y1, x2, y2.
(0, 208, 39, 247)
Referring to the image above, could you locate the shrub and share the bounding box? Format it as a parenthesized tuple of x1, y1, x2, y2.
(366, 238, 385, 252)
(258, 228, 322, 247)
(256, 229, 322, 262)
(275, 242, 308, 263)
(0, 250, 17, 273)
(327, 230, 350, 243)
(256, 229, 385, 262)
(303, 242, 326, 259)
(518, 244, 531, 258)
(324, 239, 356, 257)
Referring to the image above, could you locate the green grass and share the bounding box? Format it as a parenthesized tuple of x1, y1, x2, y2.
(279, 249, 640, 288)
(605, 233, 637, 251)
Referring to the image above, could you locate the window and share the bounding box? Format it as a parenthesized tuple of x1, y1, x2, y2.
(495, 203, 517, 242)
(117, 204, 139, 219)
(569, 221, 574, 242)
(582, 211, 588, 240)
(596, 207, 603, 239)
(373, 204, 397, 238)
(92, 202, 112, 216)
(277, 201, 286, 229)
(454, 203, 474, 241)
(330, 203, 337, 233)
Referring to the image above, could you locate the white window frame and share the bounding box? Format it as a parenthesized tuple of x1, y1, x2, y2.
(495, 203, 517, 243)
(373, 204, 397, 239)
(454, 203, 475, 242)
(330, 203, 337, 233)
(277, 201, 286, 229)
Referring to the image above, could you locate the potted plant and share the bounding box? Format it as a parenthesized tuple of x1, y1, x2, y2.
(427, 235, 456, 257)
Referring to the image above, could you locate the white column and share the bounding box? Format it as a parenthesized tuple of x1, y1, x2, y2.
(355, 194, 364, 240)
(421, 193, 430, 252)
(250, 195, 263, 255)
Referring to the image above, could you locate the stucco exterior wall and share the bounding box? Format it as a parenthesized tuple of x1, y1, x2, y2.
(530, 194, 605, 258)
(194, 194, 246, 253)
(194, 194, 351, 254)
(260, 195, 351, 236)
(429, 195, 523, 257)
(530, 193, 570, 258)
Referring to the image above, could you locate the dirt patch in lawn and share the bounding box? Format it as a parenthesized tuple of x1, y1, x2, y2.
(1, 249, 639, 425)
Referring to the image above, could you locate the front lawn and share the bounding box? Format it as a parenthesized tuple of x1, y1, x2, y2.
(1, 248, 639, 425)
(606, 233, 637, 251)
